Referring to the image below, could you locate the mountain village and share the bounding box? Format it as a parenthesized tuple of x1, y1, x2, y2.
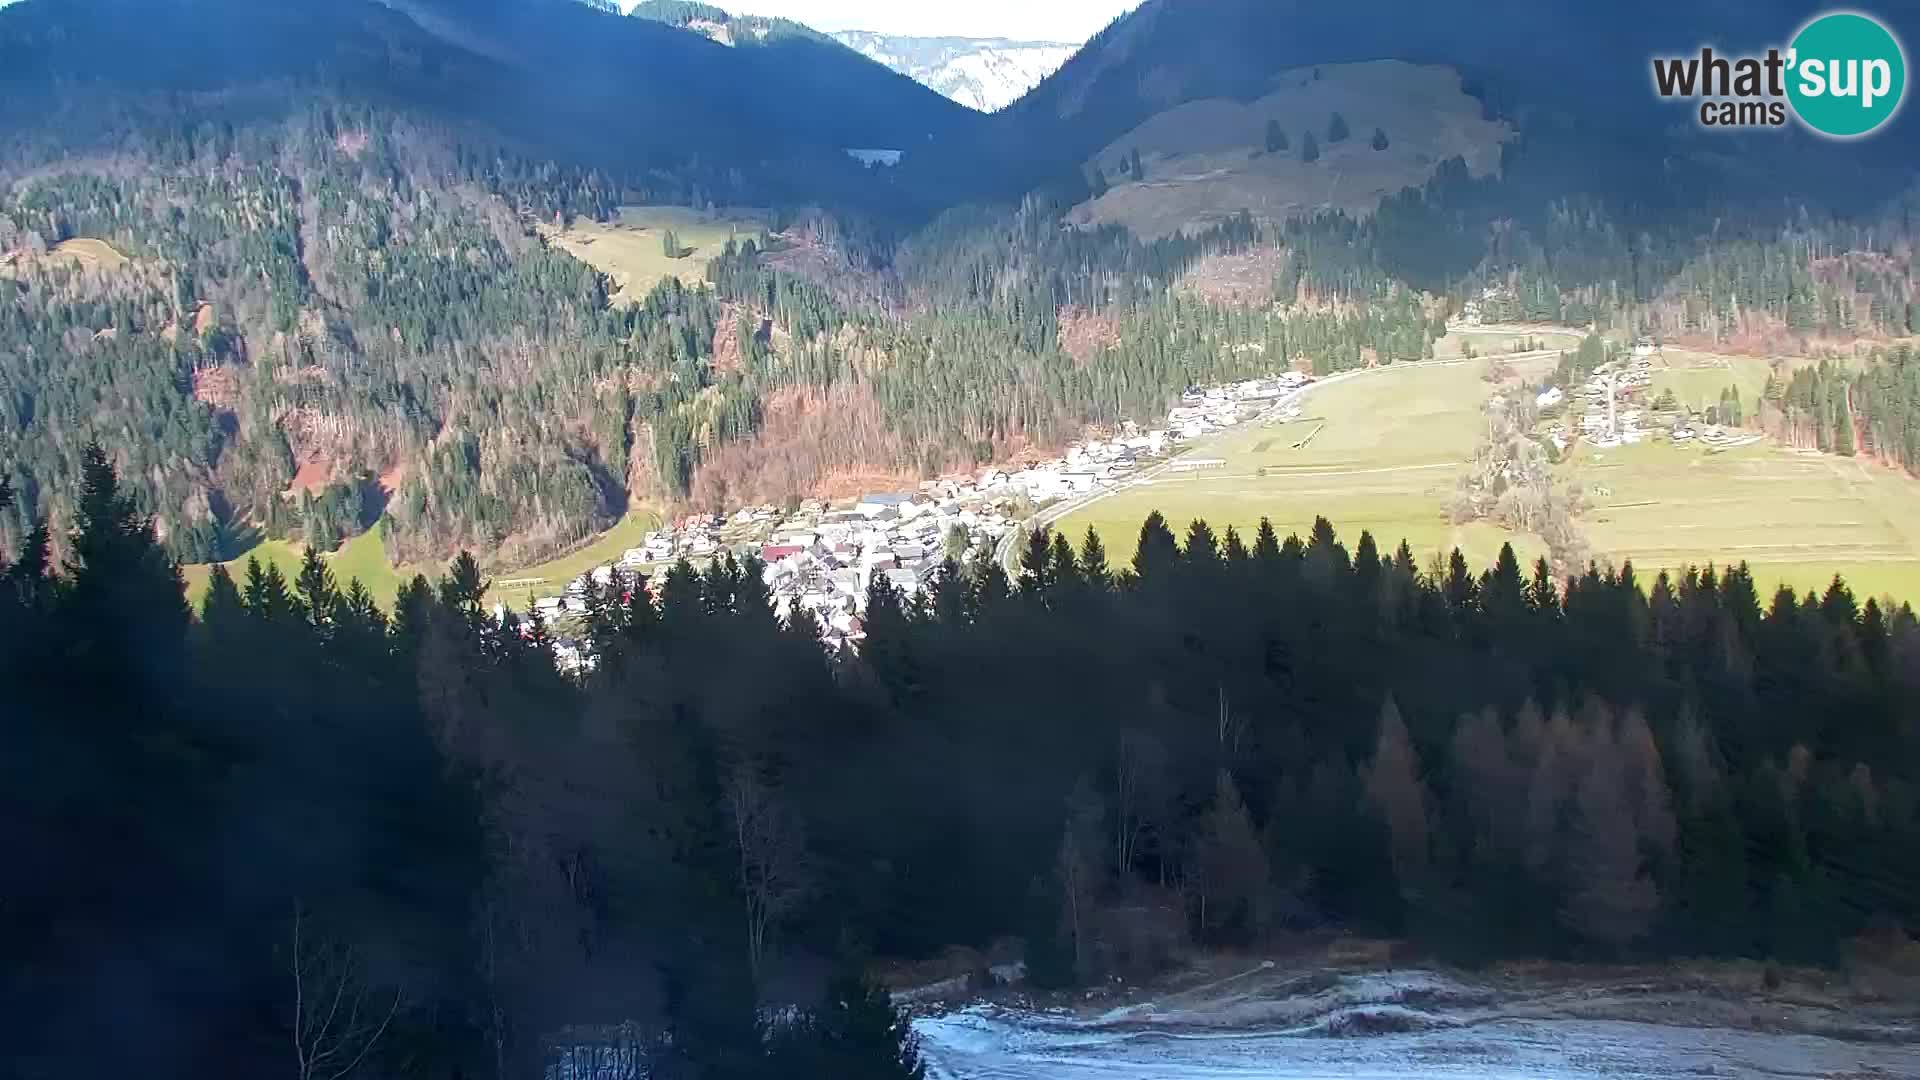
(518, 370, 1315, 667)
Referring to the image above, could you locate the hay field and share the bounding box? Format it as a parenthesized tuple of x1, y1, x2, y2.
(1573, 440, 1920, 604)
(1058, 359, 1546, 572)
(540, 205, 765, 305)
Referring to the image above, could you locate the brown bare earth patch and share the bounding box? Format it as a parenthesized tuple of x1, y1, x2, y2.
(193, 302, 216, 335)
(684, 383, 913, 513)
(274, 406, 355, 495)
(1177, 245, 1291, 305)
(334, 130, 370, 159)
(1057, 305, 1122, 366)
(377, 463, 408, 495)
(191, 365, 242, 413)
(710, 302, 766, 374)
(1072, 60, 1510, 238)
(287, 458, 333, 496)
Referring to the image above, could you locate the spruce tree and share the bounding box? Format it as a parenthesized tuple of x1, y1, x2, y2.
(1222, 525, 1249, 564)
(1078, 526, 1112, 592)
(1020, 528, 1055, 593)
(1328, 112, 1350, 143)
(1048, 532, 1081, 595)
(1090, 166, 1109, 196)
(1264, 118, 1287, 154)
(1301, 131, 1320, 163)
(1129, 146, 1143, 180)
(1252, 518, 1282, 563)
(1370, 127, 1389, 151)
(1132, 511, 1179, 581)
(294, 548, 338, 633)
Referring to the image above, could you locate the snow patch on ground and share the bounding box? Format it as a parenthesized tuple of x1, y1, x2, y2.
(916, 967, 1920, 1079)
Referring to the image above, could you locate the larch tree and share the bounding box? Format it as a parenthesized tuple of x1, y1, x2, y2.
(1195, 770, 1270, 940)
(1558, 725, 1661, 948)
(1363, 696, 1431, 892)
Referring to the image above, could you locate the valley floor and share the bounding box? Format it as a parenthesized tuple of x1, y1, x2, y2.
(915, 960, 1920, 1079)
(1055, 331, 1920, 605)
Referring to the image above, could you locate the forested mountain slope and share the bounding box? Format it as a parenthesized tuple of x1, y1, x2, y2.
(0, 0, 978, 203)
(2, 0, 1918, 582)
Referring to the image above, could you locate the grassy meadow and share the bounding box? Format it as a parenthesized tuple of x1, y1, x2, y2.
(1059, 358, 1548, 573)
(1571, 440, 1920, 604)
(180, 508, 668, 613)
(1057, 347, 1920, 607)
(483, 509, 662, 608)
(182, 521, 411, 610)
(539, 205, 766, 305)
(1646, 347, 1785, 413)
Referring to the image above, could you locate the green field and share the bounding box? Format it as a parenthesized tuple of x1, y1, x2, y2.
(541, 205, 766, 305)
(1059, 359, 1548, 572)
(1648, 348, 1780, 413)
(1055, 349, 1920, 606)
(1432, 327, 1583, 360)
(1572, 440, 1920, 604)
(182, 521, 410, 610)
(181, 509, 665, 613)
(484, 508, 663, 608)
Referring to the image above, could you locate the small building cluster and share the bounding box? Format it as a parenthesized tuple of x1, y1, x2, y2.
(1543, 348, 1657, 451)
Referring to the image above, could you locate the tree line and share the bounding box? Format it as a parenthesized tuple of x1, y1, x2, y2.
(7, 449, 1920, 1076)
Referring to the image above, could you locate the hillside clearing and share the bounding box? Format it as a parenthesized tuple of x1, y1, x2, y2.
(0, 236, 129, 275)
(539, 205, 766, 305)
(182, 521, 410, 611)
(1072, 60, 1510, 238)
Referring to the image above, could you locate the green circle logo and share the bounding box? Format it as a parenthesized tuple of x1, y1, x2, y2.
(1787, 12, 1907, 137)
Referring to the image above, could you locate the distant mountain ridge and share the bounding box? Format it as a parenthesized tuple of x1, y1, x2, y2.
(832, 31, 1077, 113)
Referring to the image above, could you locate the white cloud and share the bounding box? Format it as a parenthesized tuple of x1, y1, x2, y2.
(626, 0, 1139, 43)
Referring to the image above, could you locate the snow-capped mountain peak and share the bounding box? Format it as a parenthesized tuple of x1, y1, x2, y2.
(831, 31, 1077, 113)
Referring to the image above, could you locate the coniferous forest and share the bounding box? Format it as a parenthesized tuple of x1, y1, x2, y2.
(6, 450, 1920, 1078)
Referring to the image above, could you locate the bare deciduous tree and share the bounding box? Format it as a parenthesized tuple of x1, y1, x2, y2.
(1113, 728, 1167, 878)
(724, 763, 811, 984)
(1055, 777, 1107, 981)
(289, 902, 400, 1080)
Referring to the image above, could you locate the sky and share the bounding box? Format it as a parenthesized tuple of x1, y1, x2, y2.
(0, 0, 1135, 43)
(626, 0, 1139, 42)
